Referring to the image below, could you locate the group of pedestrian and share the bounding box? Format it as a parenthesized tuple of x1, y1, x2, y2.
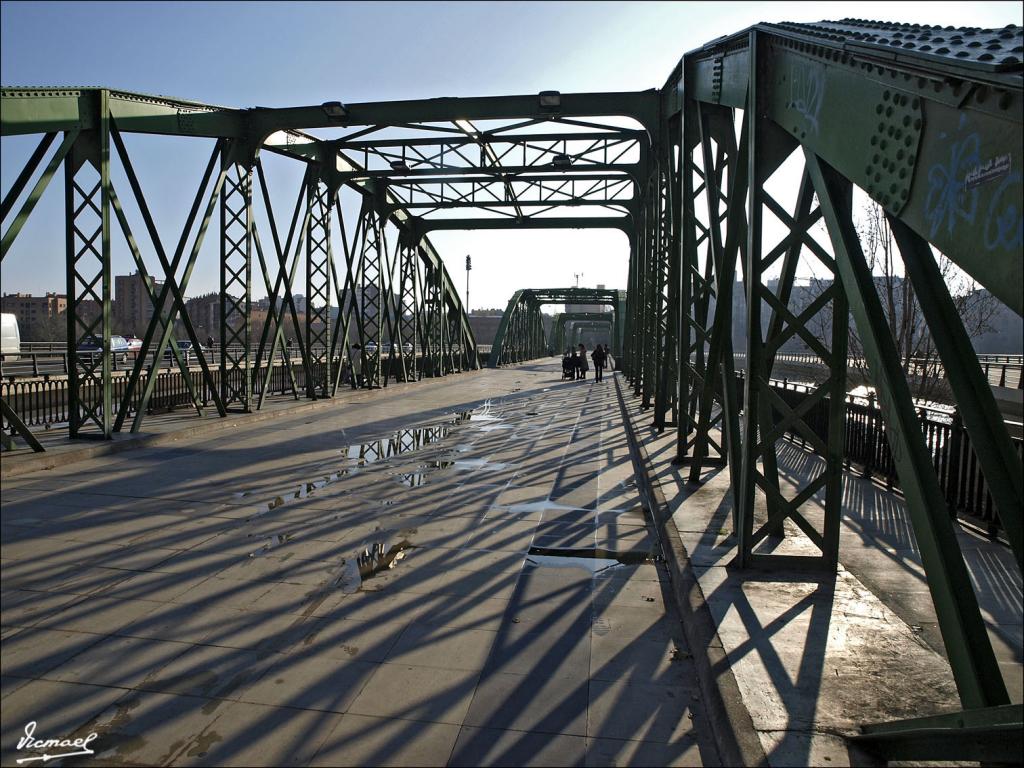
(562, 343, 612, 382)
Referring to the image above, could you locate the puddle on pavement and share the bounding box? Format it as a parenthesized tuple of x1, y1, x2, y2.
(505, 500, 578, 515)
(346, 423, 452, 465)
(392, 454, 485, 485)
(394, 471, 429, 487)
(456, 399, 503, 423)
(337, 539, 415, 593)
(453, 459, 509, 471)
(244, 418, 470, 521)
(525, 545, 655, 575)
(478, 424, 513, 432)
(237, 401, 513, 557)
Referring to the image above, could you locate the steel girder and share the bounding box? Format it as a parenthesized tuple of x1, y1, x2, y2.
(0, 88, 660, 139)
(326, 130, 647, 231)
(65, 92, 112, 438)
(334, 130, 644, 179)
(2, 89, 647, 400)
(220, 145, 255, 411)
(663, 21, 1022, 748)
(382, 173, 636, 215)
(415, 216, 632, 235)
(2, 96, 479, 443)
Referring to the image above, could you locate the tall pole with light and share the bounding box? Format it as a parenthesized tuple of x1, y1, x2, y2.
(574, 272, 583, 288)
(465, 255, 471, 313)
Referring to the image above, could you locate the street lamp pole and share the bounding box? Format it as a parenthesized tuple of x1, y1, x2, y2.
(465, 255, 471, 312)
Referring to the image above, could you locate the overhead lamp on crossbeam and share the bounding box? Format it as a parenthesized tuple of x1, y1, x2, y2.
(552, 153, 572, 169)
(389, 159, 411, 172)
(538, 90, 561, 111)
(321, 101, 348, 121)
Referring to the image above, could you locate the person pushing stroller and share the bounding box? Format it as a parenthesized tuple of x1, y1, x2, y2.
(561, 349, 574, 380)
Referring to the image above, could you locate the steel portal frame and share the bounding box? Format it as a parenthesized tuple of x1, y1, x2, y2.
(3, 17, 1022, 758)
(490, 288, 626, 367)
(550, 312, 616, 353)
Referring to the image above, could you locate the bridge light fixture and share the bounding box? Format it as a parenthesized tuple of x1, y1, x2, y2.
(321, 101, 348, 120)
(552, 153, 572, 169)
(389, 160, 411, 172)
(539, 90, 561, 109)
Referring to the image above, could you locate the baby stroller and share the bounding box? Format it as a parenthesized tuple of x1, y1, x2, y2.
(561, 353, 574, 381)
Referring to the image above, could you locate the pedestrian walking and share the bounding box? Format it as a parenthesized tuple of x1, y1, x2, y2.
(570, 350, 580, 380)
(604, 344, 614, 371)
(577, 343, 589, 380)
(591, 344, 607, 382)
(350, 343, 363, 389)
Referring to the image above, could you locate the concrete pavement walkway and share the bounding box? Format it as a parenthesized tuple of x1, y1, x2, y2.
(1, 361, 720, 767)
(617, 377, 1022, 766)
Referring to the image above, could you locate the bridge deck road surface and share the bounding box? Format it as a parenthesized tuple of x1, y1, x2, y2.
(0, 360, 722, 767)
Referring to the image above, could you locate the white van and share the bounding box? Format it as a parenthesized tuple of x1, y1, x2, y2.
(1, 313, 20, 361)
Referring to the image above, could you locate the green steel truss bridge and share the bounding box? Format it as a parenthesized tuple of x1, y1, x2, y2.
(2, 18, 1022, 759)
(489, 288, 626, 366)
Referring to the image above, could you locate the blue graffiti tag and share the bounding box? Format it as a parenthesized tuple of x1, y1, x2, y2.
(924, 115, 980, 239)
(984, 172, 1023, 252)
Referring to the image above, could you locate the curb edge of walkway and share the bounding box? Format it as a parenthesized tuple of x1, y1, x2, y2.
(613, 372, 768, 768)
(1, 370, 480, 481)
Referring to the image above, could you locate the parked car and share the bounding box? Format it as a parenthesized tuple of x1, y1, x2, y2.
(123, 335, 143, 353)
(1, 313, 20, 361)
(76, 335, 130, 364)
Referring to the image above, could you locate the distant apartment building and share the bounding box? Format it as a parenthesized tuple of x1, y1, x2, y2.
(0, 291, 100, 341)
(184, 293, 222, 337)
(0, 292, 67, 328)
(114, 271, 163, 336)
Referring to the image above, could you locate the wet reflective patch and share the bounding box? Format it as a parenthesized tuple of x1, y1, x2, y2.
(524, 546, 655, 576)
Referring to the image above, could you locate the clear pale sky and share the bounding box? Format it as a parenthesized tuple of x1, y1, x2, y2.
(2, 1, 1021, 310)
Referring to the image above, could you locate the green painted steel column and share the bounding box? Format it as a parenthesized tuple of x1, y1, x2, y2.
(99, 89, 112, 438)
(303, 177, 332, 398)
(737, 31, 765, 566)
(807, 149, 1008, 710)
(888, 215, 1023, 573)
(220, 145, 255, 411)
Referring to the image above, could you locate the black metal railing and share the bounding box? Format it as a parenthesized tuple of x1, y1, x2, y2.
(1, 353, 460, 433)
(731, 352, 1023, 390)
(0, 359, 333, 429)
(735, 372, 1021, 537)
